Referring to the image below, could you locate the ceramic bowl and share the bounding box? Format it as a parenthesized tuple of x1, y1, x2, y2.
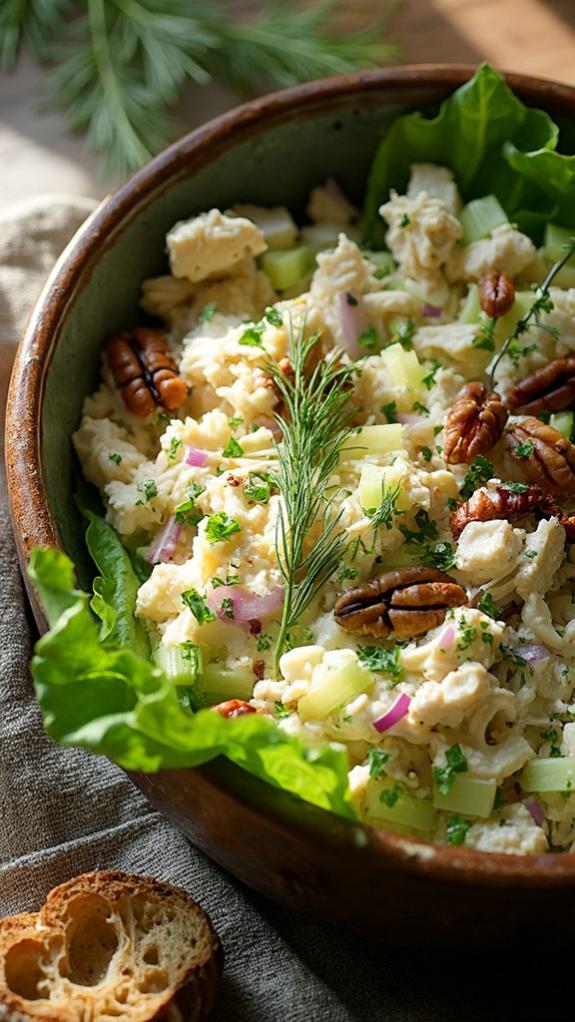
(8, 66, 575, 945)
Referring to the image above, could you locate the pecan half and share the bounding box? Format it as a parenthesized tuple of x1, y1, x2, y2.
(451, 483, 562, 538)
(334, 567, 467, 639)
(106, 328, 187, 417)
(506, 357, 575, 415)
(479, 272, 515, 319)
(444, 382, 508, 464)
(504, 417, 575, 498)
(213, 699, 257, 719)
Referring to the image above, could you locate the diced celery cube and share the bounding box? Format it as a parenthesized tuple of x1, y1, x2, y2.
(154, 644, 201, 687)
(459, 195, 508, 245)
(300, 222, 341, 253)
(200, 662, 254, 703)
(433, 775, 496, 818)
(521, 756, 575, 792)
(368, 251, 397, 276)
(380, 343, 426, 392)
(550, 411, 574, 440)
(358, 463, 411, 513)
(365, 779, 437, 834)
(459, 283, 481, 323)
(260, 246, 312, 290)
(298, 662, 373, 722)
(543, 223, 575, 267)
(340, 424, 405, 461)
(234, 203, 298, 250)
(493, 290, 534, 344)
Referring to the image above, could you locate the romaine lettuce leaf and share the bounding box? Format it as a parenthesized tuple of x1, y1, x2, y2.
(362, 63, 566, 247)
(28, 547, 353, 820)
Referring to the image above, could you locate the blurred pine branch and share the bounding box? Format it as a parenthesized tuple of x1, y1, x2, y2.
(0, 0, 398, 176)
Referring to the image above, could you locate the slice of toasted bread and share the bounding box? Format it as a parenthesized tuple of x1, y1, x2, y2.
(0, 871, 222, 1022)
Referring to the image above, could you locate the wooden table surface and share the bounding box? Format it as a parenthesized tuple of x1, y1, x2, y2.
(0, 0, 574, 211)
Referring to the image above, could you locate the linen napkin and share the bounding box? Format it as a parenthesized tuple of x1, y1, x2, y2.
(0, 196, 528, 1022)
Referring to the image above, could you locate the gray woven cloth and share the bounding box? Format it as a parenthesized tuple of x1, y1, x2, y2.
(0, 197, 524, 1021)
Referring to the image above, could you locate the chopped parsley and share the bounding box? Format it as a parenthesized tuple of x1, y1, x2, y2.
(357, 644, 402, 683)
(220, 596, 235, 619)
(274, 700, 291, 719)
(166, 436, 182, 462)
(228, 416, 244, 429)
(515, 440, 534, 459)
(181, 589, 215, 624)
(447, 496, 458, 511)
(460, 455, 493, 500)
(400, 213, 411, 228)
(506, 340, 537, 366)
(239, 325, 264, 347)
(222, 435, 244, 458)
(175, 482, 205, 526)
(264, 307, 283, 327)
(210, 574, 240, 588)
(478, 593, 500, 619)
(380, 401, 398, 423)
(401, 508, 438, 546)
(338, 565, 359, 584)
(205, 512, 242, 544)
(472, 318, 496, 352)
(135, 478, 158, 506)
(380, 784, 401, 807)
(446, 815, 472, 846)
(419, 541, 456, 572)
(346, 292, 358, 306)
(391, 317, 415, 350)
(109, 452, 122, 464)
(413, 401, 429, 415)
(433, 744, 468, 795)
(422, 359, 441, 390)
(358, 326, 379, 352)
(367, 747, 390, 779)
(244, 471, 276, 504)
(256, 633, 272, 652)
(500, 481, 529, 494)
(420, 446, 432, 463)
(457, 621, 477, 652)
(198, 300, 217, 322)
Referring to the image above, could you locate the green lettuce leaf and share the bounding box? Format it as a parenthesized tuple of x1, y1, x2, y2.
(28, 547, 353, 820)
(362, 63, 564, 247)
(84, 511, 151, 658)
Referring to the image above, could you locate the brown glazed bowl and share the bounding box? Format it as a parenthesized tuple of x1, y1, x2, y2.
(7, 66, 575, 946)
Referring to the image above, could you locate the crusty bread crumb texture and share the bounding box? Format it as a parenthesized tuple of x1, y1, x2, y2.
(0, 871, 223, 1022)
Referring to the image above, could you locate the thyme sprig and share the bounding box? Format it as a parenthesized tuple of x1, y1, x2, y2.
(268, 325, 357, 673)
(489, 239, 575, 387)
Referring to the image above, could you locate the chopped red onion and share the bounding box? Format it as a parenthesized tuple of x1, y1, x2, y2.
(253, 415, 282, 437)
(438, 625, 455, 649)
(207, 585, 284, 623)
(337, 290, 368, 358)
(323, 177, 358, 220)
(422, 302, 443, 318)
(396, 412, 420, 425)
(510, 644, 549, 664)
(372, 692, 411, 734)
(185, 446, 208, 467)
(145, 515, 181, 564)
(524, 796, 545, 827)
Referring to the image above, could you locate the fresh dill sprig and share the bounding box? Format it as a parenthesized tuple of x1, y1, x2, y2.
(268, 324, 357, 673)
(489, 239, 575, 387)
(364, 482, 403, 535)
(1, 0, 396, 176)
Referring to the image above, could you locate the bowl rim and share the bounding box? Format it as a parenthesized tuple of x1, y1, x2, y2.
(7, 63, 575, 885)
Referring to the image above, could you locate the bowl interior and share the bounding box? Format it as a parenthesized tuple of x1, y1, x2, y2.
(41, 87, 439, 585)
